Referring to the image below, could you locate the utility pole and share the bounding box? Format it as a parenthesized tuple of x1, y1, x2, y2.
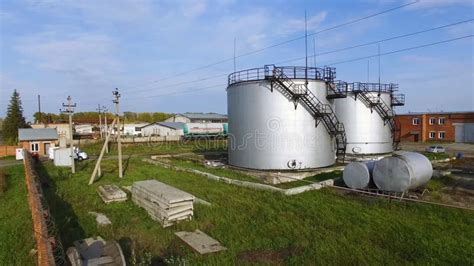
(304, 10, 308, 86)
(233, 37, 236, 73)
(313, 37, 317, 68)
(61, 96, 76, 174)
(103, 106, 109, 153)
(89, 117, 117, 185)
(113, 88, 123, 178)
(367, 60, 370, 83)
(378, 43, 381, 95)
(37, 95, 42, 125)
(97, 104, 103, 139)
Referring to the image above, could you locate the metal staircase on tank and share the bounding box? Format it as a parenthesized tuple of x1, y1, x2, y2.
(264, 65, 347, 162)
(352, 83, 404, 150)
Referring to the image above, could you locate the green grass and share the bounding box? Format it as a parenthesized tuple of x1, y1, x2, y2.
(0, 155, 15, 161)
(168, 157, 264, 183)
(81, 139, 227, 157)
(421, 152, 452, 161)
(23, 158, 474, 265)
(0, 165, 36, 266)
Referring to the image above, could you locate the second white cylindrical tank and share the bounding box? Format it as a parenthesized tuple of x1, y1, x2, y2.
(334, 92, 393, 155)
(373, 151, 433, 192)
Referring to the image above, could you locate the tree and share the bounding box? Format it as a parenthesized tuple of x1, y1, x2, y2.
(2, 90, 29, 144)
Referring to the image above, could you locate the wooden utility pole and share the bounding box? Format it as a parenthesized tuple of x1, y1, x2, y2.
(113, 88, 123, 178)
(97, 104, 103, 139)
(88, 90, 124, 185)
(61, 96, 76, 174)
(103, 106, 109, 153)
(89, 118, 117, 185)
(37, 95, 42, 125)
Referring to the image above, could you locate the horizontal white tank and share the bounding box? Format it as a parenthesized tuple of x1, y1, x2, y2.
(184, 123, 226, 135)
(373, 151, 433, 192)
(343, 160, 375, 189)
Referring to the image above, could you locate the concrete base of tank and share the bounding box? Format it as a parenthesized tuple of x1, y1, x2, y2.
(344, 152, 393, 162)
(153, 152, 344, 185)
(227, 164, 344, 185)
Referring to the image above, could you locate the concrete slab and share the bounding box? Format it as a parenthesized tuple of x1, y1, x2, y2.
(89, 212, 112, 226)
(133, 180, 195, 204)
(195, 198, 212, 206)
(132, 180, 195, 227)
(97, 185, 127, 204)
(67, 236, 126, 266)
(175, 230, 227, 254)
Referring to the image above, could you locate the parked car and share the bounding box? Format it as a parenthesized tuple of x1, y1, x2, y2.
(425, 145, 446, 153)
(74, 147, 88, 161)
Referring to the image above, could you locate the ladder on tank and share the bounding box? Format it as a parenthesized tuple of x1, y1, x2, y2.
(352, 83, 401, 150)
(264, 65, 347, 162)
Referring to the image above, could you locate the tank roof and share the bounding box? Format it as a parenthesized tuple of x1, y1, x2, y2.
(228, 65, 336, 86)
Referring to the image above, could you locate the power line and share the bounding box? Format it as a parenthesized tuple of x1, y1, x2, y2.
(121, 18, 473, 95)
(276, 18, 474, 65)
(123, 34, 472, 101)
(121, 73, 228, 95)
(324, 34, 473, 66)
(122, 1, 419, 90)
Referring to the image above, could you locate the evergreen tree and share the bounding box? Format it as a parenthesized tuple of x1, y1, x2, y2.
(2, 90, 29, 144)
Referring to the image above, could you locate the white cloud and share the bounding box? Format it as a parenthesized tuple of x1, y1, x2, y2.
(15, 32, 121, 80)
(279, 12, 328, 36)
(182, 0, 208, 18)
(25, 0, 154, 24)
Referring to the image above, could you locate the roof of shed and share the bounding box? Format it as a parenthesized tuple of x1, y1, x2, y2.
(18, 128, 58, 141)
(157, 122, 186, 130)
(141, 122, 186, 130)
(180, 112, 227, 120)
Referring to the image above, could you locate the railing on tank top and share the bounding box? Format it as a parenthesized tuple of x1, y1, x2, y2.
(227, 65, 336, 86)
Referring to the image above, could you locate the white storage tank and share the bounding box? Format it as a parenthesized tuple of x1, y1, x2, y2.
(373, 151, 433, 192)
(343, 160, 375, 189)
(227, 66, 337, 170)
(333, 82, 402, 155)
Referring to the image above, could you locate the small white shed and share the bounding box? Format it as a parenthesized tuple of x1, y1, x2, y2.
(140, 122, 185, 137)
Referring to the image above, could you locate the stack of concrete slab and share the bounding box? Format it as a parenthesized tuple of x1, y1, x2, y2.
(132, 180, 195, 227)
(97, 185, 128, 204)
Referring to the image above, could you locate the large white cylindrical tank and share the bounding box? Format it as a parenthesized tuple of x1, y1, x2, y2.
(373, 151, 433, 192)
(227, 74, 335, 170)
(343, 160, 375, 189)
(334, 91, 393, 155)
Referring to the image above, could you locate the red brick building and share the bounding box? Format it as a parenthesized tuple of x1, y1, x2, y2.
(396, 111, 474, 142)
(18, 128, 59, 156)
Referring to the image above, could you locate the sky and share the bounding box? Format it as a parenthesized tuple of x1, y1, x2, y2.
(0, 0, 473, 121)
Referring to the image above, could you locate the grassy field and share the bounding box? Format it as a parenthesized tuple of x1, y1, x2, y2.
(80, 139, 227, 157)
(168, 157, 264, 183)
(0, 165, 36, 265)
(421, 152, 452, 161)
(16, 156, 473, 265)
(2, 142, 473, 265)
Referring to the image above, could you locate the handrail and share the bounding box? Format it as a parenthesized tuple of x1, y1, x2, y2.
(391, 94, 406, 106)
(330, 81, 398, 94)
(228, 65, 336, 86)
